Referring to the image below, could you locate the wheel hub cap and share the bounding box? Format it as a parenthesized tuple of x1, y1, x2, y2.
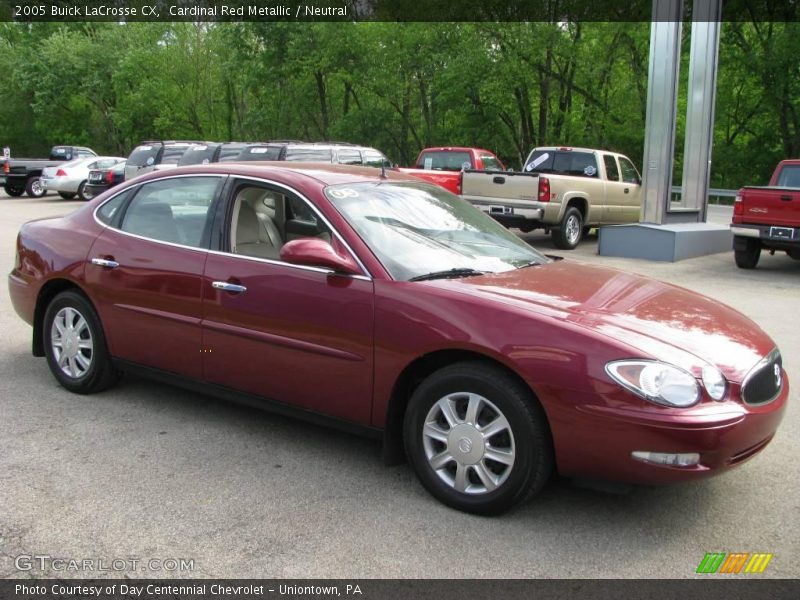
(50, 306, 93, 379)
(422, 392, 516, 495)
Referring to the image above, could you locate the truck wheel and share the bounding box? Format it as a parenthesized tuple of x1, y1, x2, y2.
(552, 207, 583, 250)
(4, 184, 25, 197)
(734, 238, 761, 269)
(26, 176, 45, 198)
(58, 192, 76, 200)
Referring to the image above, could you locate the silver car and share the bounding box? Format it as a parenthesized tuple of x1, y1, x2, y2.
(40, 156, 125, 200)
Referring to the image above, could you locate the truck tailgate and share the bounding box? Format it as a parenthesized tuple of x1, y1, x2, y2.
(739, 187, 800, 227)
(461, 170, 539, 202)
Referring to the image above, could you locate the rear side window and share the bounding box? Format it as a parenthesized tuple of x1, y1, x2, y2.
(336, 149, 362, 165)
(416, 151, 471, 171)
(480, 154, 503, 171)
(618, 157, 641, 184)
(525, 151, 599, 178)
(284, 147, 333, 162)
(363, 150, 389, 167)
(120, 177, 220, 247)
(127, 145, 161, 168)
(178, 144, 219, 166)
(237, 146, 283, 161)
(776, 164, 800, 187)
(603, 155, 620, 181)
(97, 190, 132, 225)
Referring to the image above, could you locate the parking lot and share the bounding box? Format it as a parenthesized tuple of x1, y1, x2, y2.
(0, 190, 797, 579)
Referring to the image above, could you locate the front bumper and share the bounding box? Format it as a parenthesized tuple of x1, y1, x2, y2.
(552, 380, 789, 485)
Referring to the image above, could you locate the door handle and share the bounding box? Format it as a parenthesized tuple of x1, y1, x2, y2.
(493, 176, 506, 184)
(91, 257, 119, 269)
(780, 195, 793, 201)
(212, 281, 247, 294)
(624, 188, 630, 194)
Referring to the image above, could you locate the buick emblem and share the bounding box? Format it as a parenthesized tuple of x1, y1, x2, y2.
(458, 437, 473, 453)
(774, 364, 782, 389)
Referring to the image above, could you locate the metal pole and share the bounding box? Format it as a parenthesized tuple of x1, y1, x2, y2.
(680, 0, 722, 220)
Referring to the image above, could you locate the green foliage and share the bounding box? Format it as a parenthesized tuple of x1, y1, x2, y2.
(0, 21, 796, 188)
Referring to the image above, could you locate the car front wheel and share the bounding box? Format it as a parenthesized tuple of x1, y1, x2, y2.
(43, 290, 119, 394)
(404, 362, 553, 515)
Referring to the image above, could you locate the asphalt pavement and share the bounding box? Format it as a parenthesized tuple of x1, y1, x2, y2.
(0, 192, 797, 579)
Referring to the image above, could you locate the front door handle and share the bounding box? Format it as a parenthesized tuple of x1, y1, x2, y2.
(91, 257, 119, 269)
(212, 281, 247, 294)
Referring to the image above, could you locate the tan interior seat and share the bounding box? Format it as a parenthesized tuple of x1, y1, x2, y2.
(232, 191, 282, 259)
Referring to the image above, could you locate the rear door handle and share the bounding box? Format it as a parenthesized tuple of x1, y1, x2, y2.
(780, 195, 793, 201)
(91, 258, 119, 269)
(212, 281, 247, 294)
(493, 176, 506, 184)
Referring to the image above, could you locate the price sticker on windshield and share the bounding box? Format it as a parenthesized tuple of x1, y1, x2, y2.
(329, 188, 360, 199)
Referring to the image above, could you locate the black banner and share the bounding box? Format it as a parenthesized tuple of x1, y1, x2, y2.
(2, 579, 799, 600)
(0, 0, 799, 22)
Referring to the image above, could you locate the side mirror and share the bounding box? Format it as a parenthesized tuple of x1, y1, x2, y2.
(279, 238, 361, 275)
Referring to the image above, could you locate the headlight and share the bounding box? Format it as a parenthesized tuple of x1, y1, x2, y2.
(606, 360, 700, 407)
(701, 365, 727, 401)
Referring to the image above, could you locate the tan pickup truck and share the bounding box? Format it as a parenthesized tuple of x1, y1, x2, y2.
(461, 146, 642, 249)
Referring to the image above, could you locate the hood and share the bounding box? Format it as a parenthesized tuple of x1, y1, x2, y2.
(445, 261, 775, 382)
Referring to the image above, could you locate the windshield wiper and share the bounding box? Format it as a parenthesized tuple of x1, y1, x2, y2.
(409, 268, 488, 282)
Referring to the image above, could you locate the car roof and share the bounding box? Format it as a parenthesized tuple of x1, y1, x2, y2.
(155, 162, 422, 187)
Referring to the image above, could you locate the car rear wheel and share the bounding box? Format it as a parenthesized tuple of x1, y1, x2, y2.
(552, 207, 583, 250)
(404, 362, 553, 515)
(77, 180, 88, 201)
(58, 192, 76, 200)
(734, 237, 761, 269)
(26, 175, 45, 198)
(43, 290, 119, 394)
(4, 184, 25, 197)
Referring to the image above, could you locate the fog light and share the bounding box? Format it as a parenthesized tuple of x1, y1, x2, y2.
(631, 451, 700, 467)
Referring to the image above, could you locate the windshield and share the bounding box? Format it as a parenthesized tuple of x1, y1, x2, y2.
(127, 144, 161, 167)
(236, 146, 283, 161)
(178, 144, 219, 166)
(326, 182, 548, 281)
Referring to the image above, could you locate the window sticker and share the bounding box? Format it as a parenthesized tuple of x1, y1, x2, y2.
(138, 145, 152, 151)
(251, 148, 269, 154)
(329, 188, 360, 199)
(191, 145, 208, 151)
(423, 157, 433, 170)
(527, 152, 550, 171)
(584, 165, 597, 177)
(146, 156, 155, 166)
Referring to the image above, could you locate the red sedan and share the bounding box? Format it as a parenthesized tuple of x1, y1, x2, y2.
(8, 163, 788, 514)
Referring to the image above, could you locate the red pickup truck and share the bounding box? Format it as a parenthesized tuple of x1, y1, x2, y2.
(396, 147, 505, 195)
(731, 159, 800, 268)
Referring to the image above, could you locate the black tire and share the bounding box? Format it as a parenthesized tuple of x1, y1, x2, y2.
(552, 206, 583, 250)
(734, 238, 761, 269)
(58, 192, 76, 200)
(43, 290, 119, 394)
(403, 361, 553, 515)
(4, 184, 25, 197)
(26, 175, 45, 198)
(77, 180, 87, 201)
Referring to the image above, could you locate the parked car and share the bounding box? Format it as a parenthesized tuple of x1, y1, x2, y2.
(124, 141, 203, 180)
(8, 164, 787, 515)
(2, 145, 97, 198)
(396, 147, 505, 195)
(177, 142, 255, 166)
(461, 146, 642, 249)
(234, 141, 391, 166)
(41, 157, 125, 200)
(731, 159, 800, 268)
(83, 161, 127, 200)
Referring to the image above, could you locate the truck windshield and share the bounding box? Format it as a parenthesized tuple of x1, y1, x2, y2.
(776, 165, 800, 188)
(416, 151, 472, 171)
(326, 181, 548, 281)
(525, 150, 599, 178)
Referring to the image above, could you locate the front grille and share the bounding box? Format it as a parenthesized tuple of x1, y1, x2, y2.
(742, 350, 783, 405)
